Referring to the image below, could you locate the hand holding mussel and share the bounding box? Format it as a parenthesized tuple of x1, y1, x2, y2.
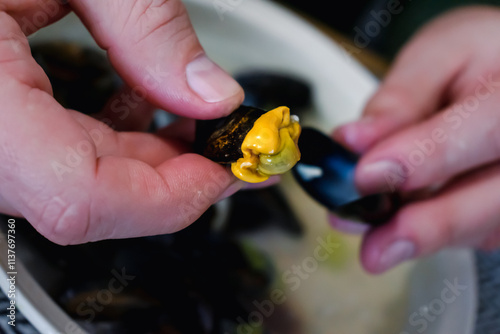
(196, 106, 399, 226)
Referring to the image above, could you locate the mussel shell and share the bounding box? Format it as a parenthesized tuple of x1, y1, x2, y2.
(293, 127, 399, 226)
(195, 105, 267, 163)
(293, 127, 360, 205)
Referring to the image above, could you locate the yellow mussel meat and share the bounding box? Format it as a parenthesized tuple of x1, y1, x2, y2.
(231, 106, 301, 183)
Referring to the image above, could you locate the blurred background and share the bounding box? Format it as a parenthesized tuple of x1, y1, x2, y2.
(280, 0, 500, 60)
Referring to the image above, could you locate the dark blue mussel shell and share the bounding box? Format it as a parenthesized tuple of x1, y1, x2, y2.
(292, 127, 399, 227)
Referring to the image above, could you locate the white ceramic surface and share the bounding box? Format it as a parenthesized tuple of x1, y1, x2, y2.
(0, 0, 477, 333)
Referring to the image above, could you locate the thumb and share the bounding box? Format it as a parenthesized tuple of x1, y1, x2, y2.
(71, 0, 243, 119)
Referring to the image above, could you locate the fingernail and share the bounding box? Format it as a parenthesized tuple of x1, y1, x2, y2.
(336, 117, 375, 153)
(357, 159, 402, 193)
(377, 240, 416, 272)
(342, 117, 373, 143)
(186, 55, 242, 103)
(216, 180, 245, 202)
(329, 215, 370, 235)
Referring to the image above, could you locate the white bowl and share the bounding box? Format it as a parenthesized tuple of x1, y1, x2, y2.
(0, 0, 477, 333)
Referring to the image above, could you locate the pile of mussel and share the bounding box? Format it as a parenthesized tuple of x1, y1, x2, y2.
(12, 200, 303, 333)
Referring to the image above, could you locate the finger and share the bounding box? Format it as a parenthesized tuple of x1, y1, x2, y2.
(1, 81, 239, 245)
(360, 163, 500, 274)
(2, 0, 71, 35)
(333, 10, 472, 154)
(0, 11, 243, 245)
(0, 12, 51, 92)
(69, 110, 189, 167)
(33, 154, 241, 244)
(2, 84, 238, 245)
(328, 214, 371, 235)
(70, 0, 244, 119)
(354, 84, 500, 194)
(0, 192, 21, 217)
(94, 85, 158, 132)
(0, 29, 97, 226)
(156, 117, 196, 143)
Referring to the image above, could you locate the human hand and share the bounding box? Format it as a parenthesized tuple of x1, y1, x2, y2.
(331, 6, 500, 273)
(0, 0, 245, 244)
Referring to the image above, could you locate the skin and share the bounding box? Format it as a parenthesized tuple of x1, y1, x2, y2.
(332, 6, 500, 274)
(0, 0, 246, 245)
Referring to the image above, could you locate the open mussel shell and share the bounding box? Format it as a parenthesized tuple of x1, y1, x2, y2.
(292, 127, 400, 226)
(195, 105, 267, 163)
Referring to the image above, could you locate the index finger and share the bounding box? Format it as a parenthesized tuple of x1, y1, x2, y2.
(0, 13, 241, 245)
(70, 0, 244, 119)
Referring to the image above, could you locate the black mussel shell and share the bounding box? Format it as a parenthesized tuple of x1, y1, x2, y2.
(235, 71, 312, 113)
(293, 127, 399, 226)
(195, 105, 267, 163)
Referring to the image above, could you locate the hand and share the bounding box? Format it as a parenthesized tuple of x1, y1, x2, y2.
(331, 6, 500, 273)
(0, 0, 245, 245)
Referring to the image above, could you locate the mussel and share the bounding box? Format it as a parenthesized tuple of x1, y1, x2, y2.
(196, 105, 301, 183)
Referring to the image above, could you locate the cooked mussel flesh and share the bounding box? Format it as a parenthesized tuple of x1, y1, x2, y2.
(196, 106, 301, 183)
